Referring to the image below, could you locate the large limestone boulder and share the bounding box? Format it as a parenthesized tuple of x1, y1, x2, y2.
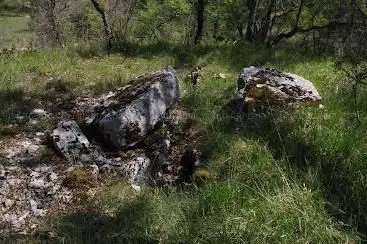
(238, 66, 321, 107)
(89, 66, 180, 149)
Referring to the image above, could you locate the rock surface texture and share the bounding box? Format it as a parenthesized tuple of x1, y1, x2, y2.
(51, 120, 108, 165)
(238, 66, 322, 106)
(89, 66, 180, 149)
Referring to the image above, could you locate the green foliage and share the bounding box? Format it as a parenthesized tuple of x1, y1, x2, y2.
(133, 0, 193, 42)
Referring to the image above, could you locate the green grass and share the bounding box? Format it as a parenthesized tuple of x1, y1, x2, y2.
(1, 41, 367, 243)
(0, 11, 32, 49)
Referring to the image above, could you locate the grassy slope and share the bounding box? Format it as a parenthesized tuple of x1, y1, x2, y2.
(1, 14, 367, 243)
(1, 43, 366, 243)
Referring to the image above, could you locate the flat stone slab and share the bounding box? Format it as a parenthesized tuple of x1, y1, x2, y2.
(238, 66, 321, 106)
(51, 120, 107, 165)
(89, 66, 180, 149)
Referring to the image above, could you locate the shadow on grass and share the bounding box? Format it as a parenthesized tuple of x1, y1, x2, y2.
(37, 199, 159, 244)
(0, 88, 34, 124)
(179, 62, 367, 235)
(0, 199, 157, 243)
(0, 78, 78, 125)
(210, 95, 367, 237)
(107, 41, 327, 72)
(0, 6, 30, 17)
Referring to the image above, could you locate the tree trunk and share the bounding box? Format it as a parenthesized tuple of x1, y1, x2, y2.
(47, 0, 60, 45)
(245, 0, 257, 42)
(90, 0, 112, 49)
(237, 24, 244, 39)
(213, 21, 218, 40)
(194, 0, 205, 44)
(260, 0, 276, 45)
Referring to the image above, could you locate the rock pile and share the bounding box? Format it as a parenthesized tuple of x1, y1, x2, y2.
(1, 157, 73, 232)
(50, 66, 184, 185)
(0, 66, 192, 233)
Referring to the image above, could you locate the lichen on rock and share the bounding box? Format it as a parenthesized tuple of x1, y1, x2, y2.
(238, 66, 322, 108)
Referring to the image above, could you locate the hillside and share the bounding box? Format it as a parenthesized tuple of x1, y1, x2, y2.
(1, 2, 367, 243)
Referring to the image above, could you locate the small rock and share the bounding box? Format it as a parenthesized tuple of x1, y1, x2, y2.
(29, 178, 45, 189)
(0, 185, 9, 195)
(7, 178, 22, 186)
(47, 184, 60, 195)
(36, 132, 45, 137)
(87, 188, 97, 197)
(7, 166, 20, 171)
(59, 190, 72, 203)
(89, 164, 99, 176)
(30, 171, 40, 178)
(80, 154, 91, 163)
(131, 184, 141, 192)
(30, 109, 48, 118)
(4, 198, 15, 208)
(34, 166, 52, 173)
(15, 115, 26, 122)
(4, 212, 28, 229)
(0, 170, 5, 180)
(29, 199, 37, 210)
(29, 199, 47, 216)
(21, 141, 40, 155)
(64, 166, 75, 173)
(27, 145, 40, 154)
(120, 154, 152, 183)
(215, 73, 226, 79)
(48, 172, 58, 182)
(29, 119, 39, 125)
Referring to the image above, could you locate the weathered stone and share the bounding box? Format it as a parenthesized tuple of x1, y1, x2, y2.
(48, 172, 58, 182)
(4, 199, 15, 209)
(35, 132, 46, 137)
(30, 109, 48, 119)
(89, 66, 180, 149)
(238, 66, 322, 107)
(51, 120, 108, 164)
(29, 178, 45, 189)
(120, 154, 152, 183)
(214, 73, 226, 79)
(34, 166, 52, 173)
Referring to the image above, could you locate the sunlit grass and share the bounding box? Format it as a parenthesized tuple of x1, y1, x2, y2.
(0, 12, 32, 49)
